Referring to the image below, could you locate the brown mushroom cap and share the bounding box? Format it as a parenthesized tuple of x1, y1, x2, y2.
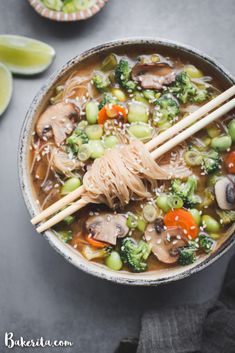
(51, 148, 81, 175)
(131, 62, 176, 90)
(36, 102, 76, 146)
(144, 224, 187, 264)
(86, 213, 129, 245)
(215, 175, 235, 210)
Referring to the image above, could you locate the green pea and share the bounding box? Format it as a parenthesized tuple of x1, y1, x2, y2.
(126, 212, 138, 229)
(143, 90, 156, 101)
(133, 92, 149, 105)
(202, 215, 220, 233)
(103, 135, 119, 149)
(89, 140, 105, 159)
(211, 135, 232, 151)
(137, 217, 147, 232)
(189, 209, 201, 225)
(184, 150, 203, 166)
(127, 102, 149, 123)
(111, 88, 127, 102)
(61, 177, 81, 195)
(105, 251, 123, 271)
(128, 123, 153, 141)
(207, 125, 221, 138)
(77, 144, 92, 161)
(85, 124, 103, 140)
(156, 195, 170, 213)
(85, 102, 98, 124)
(228, 119, 235, 142)
(184, 65, 203, 78)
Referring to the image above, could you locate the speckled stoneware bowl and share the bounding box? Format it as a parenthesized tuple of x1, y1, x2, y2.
(19, 39, 235, 286)
(28, 0, 108, 21)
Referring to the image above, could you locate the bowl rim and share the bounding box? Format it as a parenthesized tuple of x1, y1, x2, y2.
(27, 0, 109, 22)
(18, 37, 235, 286)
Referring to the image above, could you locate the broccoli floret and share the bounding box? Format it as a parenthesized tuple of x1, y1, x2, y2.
(82, 245, 112, 261)
(115, 59, 137, 92)
(57, 230, 72, 243)
(154, 94, 179, 124)
(120, 237, 151, 272)
(178, 245, 197, 266)
(216, 209, 235, 225)
(198, 233, 214, 253)
(98, 92, 117, 110)
(66, 128, 89, 155)
(201, 187, 215, 208)
(171, 176, 201, 208)
(92, 73, 110, 92)
(169, 71, 208, 104)
(201, 150, 220, 174)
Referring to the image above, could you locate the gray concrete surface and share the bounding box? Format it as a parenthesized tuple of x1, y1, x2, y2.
(0, 0, 235, 352)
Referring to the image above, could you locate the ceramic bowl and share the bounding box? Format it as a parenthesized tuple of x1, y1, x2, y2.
(19, 38, 235, 285)
(27, 0, 108, 22)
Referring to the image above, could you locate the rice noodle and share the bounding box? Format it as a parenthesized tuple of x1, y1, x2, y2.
(81, 140, 190, 209)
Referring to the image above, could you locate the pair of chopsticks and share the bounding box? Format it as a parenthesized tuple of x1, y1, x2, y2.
(32, 85, 235, 233)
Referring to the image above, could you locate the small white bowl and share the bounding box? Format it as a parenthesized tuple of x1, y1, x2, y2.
(28, 0, 109, 22)
(19, 38, 235, 286)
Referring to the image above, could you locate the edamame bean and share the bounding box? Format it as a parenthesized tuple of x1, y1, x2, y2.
(85, 101, 98, 124)
(111, 88, 127, 102)
(61, 177, 81, 195)
(184, 65, 203, 78)
(202, 215, 220, 233)
(189, 209, 201, 225)
(127, 123, 153, 141)
(77, 144, 92, 161)
(89, 140, 105, 159)
(156, 195, 170, 213)
(133, 92, 149, 105)
(103, 135, 119, 149)
(127, 102, 149, 123)
(85, 124, 103, 140)
(105, 251, 123, 271)
(228, 119, 235, 142)
(211, 135, 232, 151)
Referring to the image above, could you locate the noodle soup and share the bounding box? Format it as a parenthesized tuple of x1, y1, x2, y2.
(29, 46, 235, 273)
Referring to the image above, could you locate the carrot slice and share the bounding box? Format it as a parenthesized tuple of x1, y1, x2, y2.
(225, 151, 235, 173)
(164, 209, 199, 239)
(98, 104, 127, 125)
(86, 234, 108, 248)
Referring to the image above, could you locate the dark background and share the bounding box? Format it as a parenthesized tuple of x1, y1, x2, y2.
(0, 0, 235, 352)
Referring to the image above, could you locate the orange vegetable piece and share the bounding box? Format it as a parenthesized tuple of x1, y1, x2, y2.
(225, 151, 235, 174)
(86, 234, 108, 248)
(164, 209, 199, 240)
(98, 104, 127, 125)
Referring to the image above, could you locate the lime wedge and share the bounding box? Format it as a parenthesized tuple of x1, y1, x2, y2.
(0, 63, 13, 116)
(0, 35, 55, 75)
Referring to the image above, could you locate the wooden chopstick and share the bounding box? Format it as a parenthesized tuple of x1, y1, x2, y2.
(151, 97, 235, 160)
(34, 86, 235, 232)
(31, 185, 85, 225)
(146, 85, 235, 151)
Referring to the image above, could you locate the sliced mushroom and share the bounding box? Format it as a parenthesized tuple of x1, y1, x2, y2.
(132, 61, 176, 90)
(144, 224, 187, 264)
(86, 213, 129, 245)
(36, 102, 77, 146)
(215, 175, 235, 210)
(51, 148, 81, 175)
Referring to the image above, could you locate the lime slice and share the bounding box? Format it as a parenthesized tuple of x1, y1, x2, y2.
(0, 35, 55, 75)
(0, 63, 13, 116)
